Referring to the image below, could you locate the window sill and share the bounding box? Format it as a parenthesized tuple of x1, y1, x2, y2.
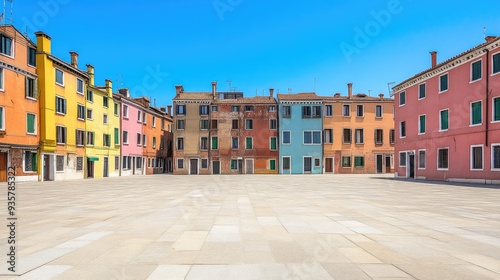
(56, 83, 65, 88)
(469, 78, 482, 84)
(438, 129, 449, 132)
(469, 124, 482, 127)
(0, 53, 14, 59)
(27, 133, 37, 136)
(470, 169, 484, 171)
(26, 96, 37, 101)
(28, 64, 36, 69)
(77, 92, 84, 96)
(491, 120, 500, 124)
(418, 97, 426, 100)
(56, 112, 66, 116)
(438, 90, 448, 94)
(437, 168, 449, 171)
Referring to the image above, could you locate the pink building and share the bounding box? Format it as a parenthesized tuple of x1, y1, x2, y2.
(114, 89, 145, 176)
(393, 36, 500, 184)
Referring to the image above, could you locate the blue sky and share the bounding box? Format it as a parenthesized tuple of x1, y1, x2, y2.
(10, 0, 500, 107)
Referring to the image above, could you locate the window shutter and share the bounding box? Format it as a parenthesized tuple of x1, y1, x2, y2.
(25, 77, 28, 97)
(495, 99, 500, 120)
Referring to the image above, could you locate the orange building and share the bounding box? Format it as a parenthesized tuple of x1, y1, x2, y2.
(323, 83, 395, 174)
(0, 25, 39, 182)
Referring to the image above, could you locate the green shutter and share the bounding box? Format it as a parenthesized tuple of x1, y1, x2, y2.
(231, 160, 236, 170)
(212, 137, 218, 150)
(440, 75, 448, 91)
(270, 138, 277, 150)
(27, 114, 35, 134)
(25, 77, 28, 97)
(32, 152, 38, 172)
(472, 102, 482, 125)
(0, 107, 3, 129)
(441, 110, 449, 130)
(114, 128, 119, 144)
(494, 98, 500, 121)
(246, 137, 252, 149)
(270, 160, 276, 170)
(419, 115, 425, 133)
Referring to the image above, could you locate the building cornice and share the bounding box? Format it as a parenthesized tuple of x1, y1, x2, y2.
(0, 60, 37, 79)
(173, 100, 212, 104)
(279, 101, 322, 105)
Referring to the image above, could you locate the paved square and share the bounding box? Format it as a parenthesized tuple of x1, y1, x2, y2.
(1, 174, 499, 279)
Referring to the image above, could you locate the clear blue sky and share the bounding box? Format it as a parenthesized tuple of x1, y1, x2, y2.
(9, 0, 500, 107)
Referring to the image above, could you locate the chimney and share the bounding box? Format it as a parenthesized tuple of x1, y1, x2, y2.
(347, 83, 353, 99)
(485, 36, 497, 43)
(119, 88, 130, 98)
(105, 79, 113, 95)
(430, 51, 437, 68)
(35, 31, 51, 54)
(159, 107, 167, 113)
(167, 105, 172, 117)
(269, 88, 274, 97)
(379, 93, 384, 100)
(70, 51, 78, 68)
(211, 82, 217, 99)
(175, 85, 184, 96)
(86, 64, 95, 86)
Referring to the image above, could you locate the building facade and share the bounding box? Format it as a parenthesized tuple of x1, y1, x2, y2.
(393, 36, 500, 184)
(36, 32, 88, 181)
(0, 25, 39, 182)
(323, 83, 395, 174)
(278, 93, 323, 174)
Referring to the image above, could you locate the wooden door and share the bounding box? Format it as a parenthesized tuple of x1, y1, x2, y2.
(0, 153, 7, 182)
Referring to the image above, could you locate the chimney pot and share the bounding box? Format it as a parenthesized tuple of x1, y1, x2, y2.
(70, 51, 78, 68)
(269, 88, 274, 97)
(485, 36, 497, 43)
(211, 82, 217, 99)
(119, 88, 130, 98)
(175, 85, 184, 96)
(167, 105, 172, 117)
(379, 93, 384, 100)
(347, 83, 353, 99)
(430, 51, 437, 68)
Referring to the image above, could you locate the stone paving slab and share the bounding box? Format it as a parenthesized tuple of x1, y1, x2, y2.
(0, 174, 499, 279)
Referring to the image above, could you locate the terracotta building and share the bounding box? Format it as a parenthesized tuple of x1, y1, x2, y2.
(323, 83, 395, 174)
(393, 36, 500, 184)
(0, 25, 39, 182)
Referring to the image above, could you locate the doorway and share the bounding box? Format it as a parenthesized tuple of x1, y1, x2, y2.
(103, 157, 109, 177)
(376, 155, 383, 174)
(212, 160, 221, 174)
(385, 156, 392, 173)
(304, 157, 312, 173)
(325, 157, 334, 173)
(0, 152, 7, 182)
(43, 154, 53, 181)
(245, 159, 254, 174)
(408, 154, 415, 178)
(238, 159, 243, 174)
(87, 158, 95, 178)
(190, 159, 198, 175)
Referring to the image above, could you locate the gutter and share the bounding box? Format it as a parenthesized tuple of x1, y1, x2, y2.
(484, 48, 490, 147)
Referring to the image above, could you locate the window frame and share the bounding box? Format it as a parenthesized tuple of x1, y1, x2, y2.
(399, 152, 407, 167)
(439, 109, 449, 131)
(418, 114, 426, 134)
(356, 104, 364, 118)
(493, 96, 500, 122)
(470, 59, 482, 82)
(399, 91, 406, 106)
(87, 108, 93, 120)
(177, 119, 185, 130)
(177, 158, 185, 169)
(76, 129, 85, 146)
(245, 137, 253, 150)
(418, 83, 426, 100)
(245, 119, 253, 130)
(282, 106, 291, 118)
(341, 156, 352, 168)
(470, 100, 482, 126)
(76, 78, 84, 95)
(324, 129, 333, 144)
(400, 121, 406, 138)
(470, 145, 484, 171)
(177, 137, 184, 150)
(270, 137, 277, 151)
(325, 105, 333, 116)
(55, 96, 67, 115)
(86, 131, 95, 146)
(26, 113, 37, 135)
(354, 156, 365, 168)
(354, 129, 364, 144)
(211, 136, 218, 150)
(0, 34, 13, 57)
(28, 47, 36, 67)
(269, 119, 277, 130)
(418, 149, 426, 169)
(56, 125, 67, 145)
(231, 137, 239, 150)
(375, 105, 383, 118)
(439, 73, 449, 93)
(122, 131, 129, 145)
(492, 144, 500, 171)
(200, 119, 209, 130)
(55, 68, 64, 86)
(374, 129, 383, 145)
(23, 150, 38, 173)
(492, 52, 500, 75)
(342, 104, 350, 117)
(282, 130, 291, 145)
(342, 128, 352, 144)
(200, 137, 209, 150)
(437, 148, 449, 170)
(282, 156, 291, 171)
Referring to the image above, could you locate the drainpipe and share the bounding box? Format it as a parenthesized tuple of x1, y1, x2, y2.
(484, 48, 490, 147)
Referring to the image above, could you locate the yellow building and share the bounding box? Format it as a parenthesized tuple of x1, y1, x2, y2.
(36, 32, 88, 181)
(84, 65, 120, 178)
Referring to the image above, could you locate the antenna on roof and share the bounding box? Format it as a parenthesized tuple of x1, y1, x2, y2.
(387, 82, 395, 97)
(484, 26, 486, 38)
(288, 88, 292, 94)
(314, 78, 316, 93)
(368, 90, 372, 97)
(226, 80, 232, 91)
(2, 0, 13, 25)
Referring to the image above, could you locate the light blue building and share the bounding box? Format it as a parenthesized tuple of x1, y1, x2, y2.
(278, 93, 323, 174)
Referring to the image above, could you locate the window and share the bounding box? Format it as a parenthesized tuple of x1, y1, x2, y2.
(78, 156, 85, 171)
(103, 114, 108, 125)
(438, 148, 449, 169)
(232, 137, 238, 149)
(270, 137, 277, 150)
(342, 156, 351, 168)
(399, 152, 406, 167)
(471, 145, 483, 170)
(270, 160, 276, 171)
(212, 105, 218, 112)
(87, 108, 93, 120)
(176, 104, 186, 115)
(439, 74, 449, 92)
(56, 96, 67, 114)
(103, 134, 111, 147)
(375, 129, 383, 145)
(314, 158, 321, 167)
(492, 145, 500, 170)
(356, 105, 364, 117)
(419, 83, 426, 99)
(494, 97, 500, 122)
(268, 105, 276, 112)
(389, 129, 395, 144)
(354, 156, 365, 168)
(123, 105, 128, 118)
(177, 138, 184, 150)
(0, 34, 12, 56)
(122, 156, 130, 170)
(0, 107, 3, 130)
(0, 68, 3, 90)
(152, 116, 156, 127)
(325, 105, 332, 116)
(201, 159, 208, 169)
(471, 101, 482, 125)
(342, 104, 350, 117)
(343, 128, 352, 144)
(136, 133, 142, 146)
(56, 155, 64, 172)
(282, 131, 291, 144)
(282, 157, 291, 170)
(440, 109, 449, 131)
(376, 105, 382, 118)
(143, 112, 147, 124)
(153, 137, 157, 148)
(161, 119, 165, 130)
(86, 131, 95, 146)
(114, 156, 119, 170)
(245, 105, 254, 112)
(200, 137, 208, 150)
(270, 119, 277, 130)
(312, 106, 321, 118)
(211, 119, 218, 129)
(399, 92, 406, 106)
(121, 132, 129, 146)
(114, 103, 119, 116)
(28, 47, 36, 66)
(24, 151, 37, 172)
(400, 121, 406, 138)
(419, 150, 426, 169)
(103, 96, 109, 108)
(136, 157, 142, 169)
(137, 111, 142, 122)
(200, 105, 209, 115)
(87, 90, 93, 102)
(143, 135, 147, 147)
(56, 126, 66, 144)
(355, 129, 364, 144)
(245, 119, 253, 130)
(246, 137, 253, 149)
(493, 53, 500, 74)
(471, 60, 482, 81)
(200, 119, 209, 130)
(232, 119, 239, 129)
(212, 136, 218, 150)
(324, 129, 333, 144)
(177, 119, 185, 130)
(76, 130, 84, 146)
(26, 113, 36, 134)
(114, 128, 119, 145)
(77, 104, 85, 120)
(283, 106, 291, 118)
(419, 115, 426, 134)
(77, 78, 84, 94)
(160, 139, 165, 150)
(231, 159, 238, 170)
(177, 158, 184, 169)
(303, 131, 321, 145)
(302, 106, 311, 118)
(25, 77, 37, 99)
(231, 106, 239, 112)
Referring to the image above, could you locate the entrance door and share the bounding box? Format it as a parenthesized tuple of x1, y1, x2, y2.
(409, 154, 415, 178)
(238, 159, 243, 174)
(190, 159, 198, 175)
(103, 157, 109, 177)
(376, 155, 383, 174)
(43, 155, 52, 181)
(304, 157, 312, 173)
(385, 156, 391, 173)
(87, 158, 94, 178)
(245, 159, 254, 174)
(132, 157, 136, 175)
(325, 158, 334, 173)
(212, 161, 221, 174)
(0, 153, 7, 182)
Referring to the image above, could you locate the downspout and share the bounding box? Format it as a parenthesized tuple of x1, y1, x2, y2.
(484, 48, 490, 147)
